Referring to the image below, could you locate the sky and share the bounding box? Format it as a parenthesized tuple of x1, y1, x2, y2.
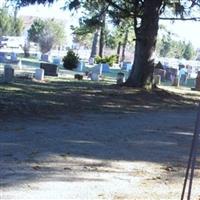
(1, 0, 200, 49)
(160, 20, 200, 49)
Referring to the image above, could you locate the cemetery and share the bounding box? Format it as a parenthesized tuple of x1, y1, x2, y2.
(1, 58, 200, 199)
(1, 0, 200, 199)
(0, 52, 200, 88)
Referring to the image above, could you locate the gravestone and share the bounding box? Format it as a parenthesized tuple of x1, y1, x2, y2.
(91, 73, 99, 81)
(195, 71, 200, 91)
(74, 74, 83, 80)
(171, 76, 179, 87)
(92, 63, 110, 75)
(11, 52, 17, 61)
(35, 68, 44, 81)
(153, 74, 161, 85)
(121, 62, 132, 71)
(41, 54, 49, 62)
(52, 57, 61, 65)
(166, 68, 178, 81)
(88, 57, 95, 65)
(154, 68, 166, 81)
(116, 72, 125, 85)
(4, 65, 14, 83)
(76, 61, 85, 72)
(40, 63, 58, 76)
(18, 59, 22, 70)
(0, 52, 5, 62)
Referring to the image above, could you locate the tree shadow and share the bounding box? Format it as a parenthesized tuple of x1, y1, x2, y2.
(0, 78, 199, 119)
(0, 110, 199, 189)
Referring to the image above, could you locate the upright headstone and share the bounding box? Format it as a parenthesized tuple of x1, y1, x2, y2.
(41, 54, 49, 62)
(153, 74, 161, 85)
(121, 62, 132, 71)
(35, 68, 44, 81)
(172, 75, 179, 87)
(0, 52, 5, 62)
(89, 57, 95, 65)
(154, 68, 166, 81)
(40, 63, 58, 76)
(18, 59, 22, 70)
(166, 68, 178, 81)
(195, 71, 200, 91)
(99, 64, 103, 76)
(52, 57, 61, 65)
(116, 72, 125, 85)
(4, 65, 14, 83)
(91, 73, 99, 81)
(11, 52, 17, 61)
(76, 61, 85, 72)
(74, 74, 83, 80)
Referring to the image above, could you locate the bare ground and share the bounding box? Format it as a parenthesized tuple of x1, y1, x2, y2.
(0, 110, 200, 200)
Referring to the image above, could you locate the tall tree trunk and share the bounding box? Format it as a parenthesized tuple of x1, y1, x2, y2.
(99, 12, 106, 57)
(90, 30, 99, 58)
(116, 41, 121, 63)
(125, 0, 163, 88)
(23, 40, 30, 58)
(121, 29, 129, 62)
(13, 6, 19, 36)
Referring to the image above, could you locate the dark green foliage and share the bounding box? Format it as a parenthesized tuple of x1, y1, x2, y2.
(157, 32, 196, 60)
(68, 0, 80, 10)
(63, 50, 79, 70)
(0, 8, 24, 36)
(28, 19, 45, 43)
(95, 55, 117, 66)
(183, 42, 195, 60)
(28, 18, 66, 53)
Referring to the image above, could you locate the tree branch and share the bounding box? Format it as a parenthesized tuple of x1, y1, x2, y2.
(159, 17, 200, 21)
(104, 0, 128, 13)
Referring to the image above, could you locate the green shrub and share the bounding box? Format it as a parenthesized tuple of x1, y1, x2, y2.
(63, 50, 79, 70)
(95, 55, 117, 66)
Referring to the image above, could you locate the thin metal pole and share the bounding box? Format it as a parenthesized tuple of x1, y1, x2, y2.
(181, 127, 196, 200)
(187, 105, 200, 200)
(181, 103, 200, 200)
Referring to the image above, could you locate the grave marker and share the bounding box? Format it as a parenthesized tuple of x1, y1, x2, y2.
(4, 65, 14, 83)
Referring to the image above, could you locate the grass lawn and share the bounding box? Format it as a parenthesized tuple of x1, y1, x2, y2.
(0, 76, 199, 118)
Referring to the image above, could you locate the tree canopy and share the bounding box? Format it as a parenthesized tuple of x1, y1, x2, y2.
(28, 18, 66, 54)
(0, 8, 24, 36)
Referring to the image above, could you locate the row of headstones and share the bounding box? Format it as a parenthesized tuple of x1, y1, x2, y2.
(2, 65, 42, 83)
(154, 68, 191, 86)
(153, 72, 200, 90)
(2, 63, 104, 83)
(3, 63, 200, 90)
(2, 63, 59, 83)
(154, 68, 184, 82)
(74, 63, 110, 81)
(153, 74, 180, 86)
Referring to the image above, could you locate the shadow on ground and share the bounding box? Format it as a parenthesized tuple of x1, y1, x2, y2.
(0, 78, 199, 118)
(0, 110, 199, 189)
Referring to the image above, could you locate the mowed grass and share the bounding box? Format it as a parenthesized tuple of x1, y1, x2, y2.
(0, 76, 199, 118)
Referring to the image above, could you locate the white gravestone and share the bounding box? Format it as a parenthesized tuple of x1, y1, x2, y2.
(35, 68, 44, 81)
(153, 74, 161, 85)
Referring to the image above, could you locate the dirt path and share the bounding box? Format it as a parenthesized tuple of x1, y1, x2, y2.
(0, 110, 200, 200)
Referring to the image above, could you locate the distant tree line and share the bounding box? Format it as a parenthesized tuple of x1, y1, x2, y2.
(0, 8, 23, 37)
(156, 32, 196, 60)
